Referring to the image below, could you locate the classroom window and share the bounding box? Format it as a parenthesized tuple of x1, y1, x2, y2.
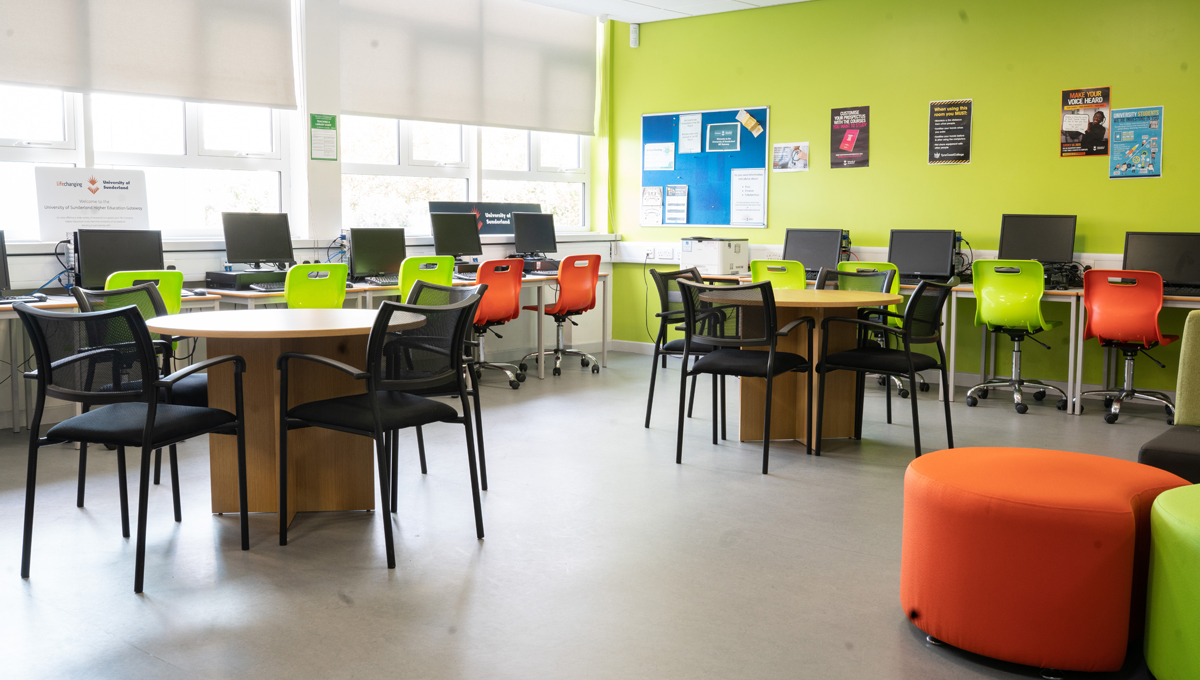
(0, 84, 70, 145)
(410, 121, 465, 166)
(342, 175, 468, 232)
(482, 127, 529, 171)
(342, 116, 400, 165)
(199, 104, 276, 156)
(0, 86, 78, 241)
(91, 94, 186, 155)
(538, 132, 581, 171)
(482, 180, 585, 228)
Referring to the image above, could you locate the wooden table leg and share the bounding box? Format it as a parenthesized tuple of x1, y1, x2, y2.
(206, 336, 375, 528)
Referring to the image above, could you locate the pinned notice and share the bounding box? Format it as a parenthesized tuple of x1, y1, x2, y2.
(679, 114, 702, 154)
(730, 168, 765, 226)
(664, 185, 688, 224)
(644, 142, 675, 171)
(736, 109, 764, 138)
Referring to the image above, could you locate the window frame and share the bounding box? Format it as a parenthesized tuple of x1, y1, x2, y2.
(405, 120, 470, 169)
(0, 89, 77, 151)
(196, 104, 283, 160)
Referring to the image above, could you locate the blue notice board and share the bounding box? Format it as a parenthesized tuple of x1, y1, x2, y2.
(641, 107, 769, 227)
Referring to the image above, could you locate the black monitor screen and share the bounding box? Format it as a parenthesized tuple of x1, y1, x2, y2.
(75, 229, 164, 289)
(349, 228, 406, 278)
(0, 231, 10, 292)
(998, 215, 1077, 263)
(783, 229, 844, 272)
(513, 213, 557, 255)
(1123, 232, 1200, 286)
(888, 229, 957, 278)
(222, 212, 294, 265)
(431, 213, 483, 257)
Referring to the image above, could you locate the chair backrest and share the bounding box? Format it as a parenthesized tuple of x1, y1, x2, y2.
(901, 278, 957, 344)
(399, 256, 454, 303)
(473, 259, 524, 327)
(553, 254, 601, 313)
(106, 270, 184, 315)
(73, 283, 171, 344)
(406, 281, 487, 307)
(677, 280, 776, 350)
(285, 263, 348, 309)
(650, 267, 703, 314)
(838, 260, 902, 323)
(15, 302, 157, 407)
(814, 268, 896, 294)
(1082, 269, 1168, 347)
(367, 294, 482, 395)
(750, 259, 807, 290)
(1176, 310, 1200, 427)
(972, 259, 1051, 333)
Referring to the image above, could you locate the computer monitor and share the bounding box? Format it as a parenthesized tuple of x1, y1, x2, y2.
(1123, 232, 1200, 287)
(513, 213, 557, 255)
(0, 232, 11, 293)
(431, 212, 483, 258)
(783, 229, 844, 273)
(998, 215, 1077, 263)
(221, 212, 294, 268)
(73, 229, 165, 289)
(348, 228, 406, 279)
(888, 229, 957, 278)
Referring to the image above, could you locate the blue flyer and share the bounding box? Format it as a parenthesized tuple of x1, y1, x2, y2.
(1109, 106, 1163, 179)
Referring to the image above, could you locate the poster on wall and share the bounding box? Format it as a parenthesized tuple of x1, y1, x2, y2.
(34, 167, 149, 241)
(830, 107, 870, 168)
(928, 99, 972, 164)
(1060, 87, 1110, 157)
(1109, 106, 1163, 179)
(772, 142, 809, 172)
(730, 168, 766, 226)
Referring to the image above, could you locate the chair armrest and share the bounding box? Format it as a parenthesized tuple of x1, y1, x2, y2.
(276, 352, 368, 379)
(655, 310, 685, 319)
(821, 315, 902, 336)
(776, 316, 816, 337)
(158, 355, 246, 386)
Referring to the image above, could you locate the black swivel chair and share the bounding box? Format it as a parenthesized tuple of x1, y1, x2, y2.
(277, 295, 486, 569)
(15, 302, 248, 593)
(675, 280, 814, 474)
(815, 278, 958, 458)
(644, 268, 719, 429)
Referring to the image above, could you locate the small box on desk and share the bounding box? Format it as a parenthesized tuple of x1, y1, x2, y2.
(205, 271, 286, 291)
(680, 237, 749, 276)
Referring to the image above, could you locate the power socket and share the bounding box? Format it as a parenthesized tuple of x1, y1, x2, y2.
(655, 246, 674, 260)
(645, 247, 655, 258)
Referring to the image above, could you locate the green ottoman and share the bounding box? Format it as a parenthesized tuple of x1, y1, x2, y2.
(1145, 484, 1200, 680)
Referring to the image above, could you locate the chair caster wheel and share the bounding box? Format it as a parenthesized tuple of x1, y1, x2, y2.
(515, 372, 526, 382)
(979, 389, 988, 399)
(1056, 399, 1068, 411)
(591, 365, 600, 374)
(1033, 390, 1046, 401)
(1015, 403, 1028, 414)
(926, 635, 945, 646)
(519, 363, 529, 373)
(552, 367, 561, 376)
(1104, 397, 1114, 409)
(876, 376, 887, 386)
(1040, 669, 1065, 680)
(509, 380, 520, 390)
(966, 396, 978, 407)
(1166, 405, 1175, 417)
(474, 369, 482, 380)
(1168, 418, 1174, 426)
(898, 389, 910, 399)
(1104, 413, 1118, 424)
(581, 358, 589, 368)
(919, 382, 931, 392)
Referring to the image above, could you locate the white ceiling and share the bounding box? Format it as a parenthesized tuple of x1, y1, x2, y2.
(522, 0, 814, 24)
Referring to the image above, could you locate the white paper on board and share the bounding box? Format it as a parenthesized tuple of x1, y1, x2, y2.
(641, 186, 663, 206)
(730, 168, 766, 226)
(644, 142, 676, 171)
(664, 185, 688, 224)
(641, 204, 663, 226)
(679, 114, 702, 154)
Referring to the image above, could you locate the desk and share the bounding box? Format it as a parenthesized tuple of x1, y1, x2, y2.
(213, 285, 370, 309)
(698, 289, 903, 443)
(363, 273, 611, 380)
(146, 308, 425, 526)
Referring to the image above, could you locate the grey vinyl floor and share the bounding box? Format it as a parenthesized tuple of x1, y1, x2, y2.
(0, 353, 1171, 679)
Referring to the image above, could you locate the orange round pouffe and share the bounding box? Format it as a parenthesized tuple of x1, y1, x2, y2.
(900, 448, 1188, 672)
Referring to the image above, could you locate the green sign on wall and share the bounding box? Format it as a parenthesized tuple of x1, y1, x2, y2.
(310, 113, 338, 161)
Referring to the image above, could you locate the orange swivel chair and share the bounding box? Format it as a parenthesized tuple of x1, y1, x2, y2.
(520, 254, 601, 376)
(1077, 269, 1177, 423)
(473, 259, 526, 389)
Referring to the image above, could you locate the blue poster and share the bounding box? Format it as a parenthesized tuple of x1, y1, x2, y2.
(1109, 106, 1163, 179)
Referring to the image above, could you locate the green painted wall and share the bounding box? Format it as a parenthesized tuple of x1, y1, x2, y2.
(603, 0, 1199, 390)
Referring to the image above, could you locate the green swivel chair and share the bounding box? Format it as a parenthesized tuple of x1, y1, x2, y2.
(838, 261, 930, 398)
(106, 270, 185, 315)
(749, 259, 807, 290)
(399, 256, 454, 302)
(965, 259, 1068, 413)
(284, 263, 349, 309)
(1138, 309, 1200, 482)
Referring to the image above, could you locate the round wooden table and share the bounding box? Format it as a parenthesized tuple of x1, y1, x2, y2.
(699, 289, 903, 444)
(147, 309, 424, 526)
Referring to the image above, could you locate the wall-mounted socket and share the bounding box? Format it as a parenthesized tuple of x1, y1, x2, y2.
(164, 259, 177, 271)
(655, 246, 675, 260)
(645, 247, 656, 258)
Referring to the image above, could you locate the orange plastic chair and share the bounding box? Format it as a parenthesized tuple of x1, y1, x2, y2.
(473, 259, 526, 389)
(520, 254, 601, 376)
(1078, 269, 1178, 423)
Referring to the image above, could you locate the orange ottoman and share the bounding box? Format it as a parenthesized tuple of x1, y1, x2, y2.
(900, 448, 1187, 672)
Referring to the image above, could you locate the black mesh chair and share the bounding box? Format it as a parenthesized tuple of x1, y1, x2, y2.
(815, 278, 958, 458)
(278, 294, 485, 568)
(675, 280, 814, 474)
(73, 284, 208, 493)
(15, 302, 248, 593)
(644, 268, 719, 429)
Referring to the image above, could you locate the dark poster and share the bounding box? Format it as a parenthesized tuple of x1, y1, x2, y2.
(928, 99, 973, 164)
(1060, 87, 1110, 157)
(428, 201, 542, 234)
(830, 106, 870, 168)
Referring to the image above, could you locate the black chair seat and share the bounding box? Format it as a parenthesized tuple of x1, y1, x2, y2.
(288, 391, 459, 434)
(170, 374, 208, 408)
(693, 349, 809, 378)
(663, 339, 715, 354)
(47, 403, 235, 448)
(1138, 426, 1200, 483)
(821, 346, 938, 375)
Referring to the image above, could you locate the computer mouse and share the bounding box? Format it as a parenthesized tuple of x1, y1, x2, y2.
(1055, 284, 1069, 291)
(32, 293, 48, 301)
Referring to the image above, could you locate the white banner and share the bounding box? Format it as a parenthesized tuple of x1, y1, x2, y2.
(35, 168, 150, 241)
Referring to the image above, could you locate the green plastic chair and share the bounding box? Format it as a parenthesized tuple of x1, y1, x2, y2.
(284, 263, 348, 309)
(1144, 484, 1200, 680)
(1174, 310, 1200, 427)
(105, 270, 184, 315)
(839, 261, 902, 326)
(749, 259, 807, 290)
(966, 259, 1066, 413)
(399, 256, 455, 302)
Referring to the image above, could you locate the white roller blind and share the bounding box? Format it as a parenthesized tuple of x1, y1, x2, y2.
(340, 0, 596, 136)
(0, 0, 296, 109)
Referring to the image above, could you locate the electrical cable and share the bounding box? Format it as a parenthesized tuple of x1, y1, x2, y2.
(32, 268, 71, 294)
(643, 252, 654, 342)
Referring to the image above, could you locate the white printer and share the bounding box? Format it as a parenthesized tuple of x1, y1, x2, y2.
(680, 237, 750, 276)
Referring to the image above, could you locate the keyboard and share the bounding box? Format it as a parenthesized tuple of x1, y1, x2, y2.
(898, 276, 950, 286)
(1164, 285, 1200, 296)
(452, 273, 477, 282)
(365, 275, 398, 286)
(0, 295, 43, 303)
(527, 270, 558, 277)
(249, 282, 285, 292)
